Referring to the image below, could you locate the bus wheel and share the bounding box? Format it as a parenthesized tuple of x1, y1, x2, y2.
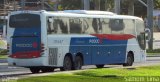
(74, 56, 83, 70)
(60, 56, 72, 71)
(96, 65, 104, 68)
(30, 68, 40, 73)
(123, 53, 134, 67)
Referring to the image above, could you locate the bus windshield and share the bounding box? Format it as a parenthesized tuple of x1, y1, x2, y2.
(9, 14, 41, 28)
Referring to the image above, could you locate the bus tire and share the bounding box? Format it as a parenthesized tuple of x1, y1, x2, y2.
(30, 68, 40, 73)
(96, 65, 104, 68)
(60, 56, 72, 71)
(74, 56, 83, 70)
(123, 53, 134, 67)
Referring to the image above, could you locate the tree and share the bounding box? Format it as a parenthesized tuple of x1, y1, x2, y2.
(60, 0, 82, 10)
(94, 0, 100, 10)
(103, 0, 114, 11)
(154, 0, 160, 9)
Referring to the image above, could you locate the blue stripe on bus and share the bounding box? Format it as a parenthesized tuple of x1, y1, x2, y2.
(69, 37, 127, 65)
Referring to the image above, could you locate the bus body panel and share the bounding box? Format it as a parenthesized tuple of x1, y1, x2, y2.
(46, 34, 137, 67)
(8, 57, 46, 66)
(10, 28, 41, 58)
(127, 39, 146, 63)
(47, 35, 71, 67)
(69, 36, 128, 65)
(7, 11, 45, 66)
(7, 10, 146, 68)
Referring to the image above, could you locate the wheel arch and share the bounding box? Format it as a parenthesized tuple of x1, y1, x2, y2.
(64, 53, 74, 64)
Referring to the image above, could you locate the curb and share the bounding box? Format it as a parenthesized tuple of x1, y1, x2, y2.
(147, 55, 160, 57)
(0, 59, 7, 63)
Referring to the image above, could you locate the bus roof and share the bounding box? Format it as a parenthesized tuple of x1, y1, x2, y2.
(9, 10, 143, 21)
(46, 10, 142, 20)
(63, 10, 116, 15)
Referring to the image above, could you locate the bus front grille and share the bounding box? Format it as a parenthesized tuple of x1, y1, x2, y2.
(49, 48, 58, 65)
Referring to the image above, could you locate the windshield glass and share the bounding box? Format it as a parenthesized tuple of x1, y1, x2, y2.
(9, 14, 41, 28)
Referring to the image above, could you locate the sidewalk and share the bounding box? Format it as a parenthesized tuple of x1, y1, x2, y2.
(0, 58, 7, 63)
(147, 53, 160, 57)
(0, 63, 7, 65)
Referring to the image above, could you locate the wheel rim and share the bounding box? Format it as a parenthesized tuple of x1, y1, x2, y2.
(64, 57, 72, 70)
(127, 56, 132, 66)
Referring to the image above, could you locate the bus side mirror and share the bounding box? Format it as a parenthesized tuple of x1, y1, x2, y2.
(145, 28, 151, 42)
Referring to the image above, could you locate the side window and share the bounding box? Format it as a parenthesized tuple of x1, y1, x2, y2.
(92, 18, 102, 33)
(59, 17, 68, 34)
(69, 18, 82, 34)
(47, 17, 69, 34)
(123, 19, 135, 35)
(136, 20, 145, 50)
(102, 18, 111, 34)
(47, 17, 55, 34)
(83, 18, 95, 34)
(83, 18, 103, 34)
(109, 19, 124, 34)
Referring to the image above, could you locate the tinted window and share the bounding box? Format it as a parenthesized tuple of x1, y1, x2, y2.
(123, 19, 135, 35)
(47, 17, 69, 34)
(109, 19, 124, 31)
(9, 14, 41, 28)
(136, 20, 145, 50)
(83, 18, 102, 34)
(101, 18, 111, 34)
(69, 18, 82, 33)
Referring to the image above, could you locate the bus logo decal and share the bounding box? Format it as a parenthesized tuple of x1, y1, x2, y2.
(16, 44, 33, 48)
(89, 39, 100, 44)
(32, 42, 38, 48)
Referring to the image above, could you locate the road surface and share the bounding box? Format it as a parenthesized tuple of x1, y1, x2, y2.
(0, 57, 160, 79)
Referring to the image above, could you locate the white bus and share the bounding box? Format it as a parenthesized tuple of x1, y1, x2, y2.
(7, 10, 146, 73)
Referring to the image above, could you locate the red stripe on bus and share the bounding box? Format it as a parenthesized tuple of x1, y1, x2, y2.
(9, 51, 41, 58)
(91, 34, 135, 40)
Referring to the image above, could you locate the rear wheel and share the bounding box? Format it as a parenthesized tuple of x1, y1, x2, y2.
(96, 65, 104, 68)
(60, 56, 72, 71)
(30, 68, 40, 73)
(123, 53, 134, 66)
(74, 56, 83, 70)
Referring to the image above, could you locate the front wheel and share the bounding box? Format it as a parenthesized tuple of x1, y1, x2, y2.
(123, 54, 134, 66)
(60, 56, 72, 71)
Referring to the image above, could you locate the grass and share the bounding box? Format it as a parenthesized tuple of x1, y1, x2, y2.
(147, 49, 160, 56)
(0, 54, 7, 58)
(147, 49, 160, 54)
(147, 53, 160, 55)
(0, 40, 6, 46)
(17, 65, 160, 82)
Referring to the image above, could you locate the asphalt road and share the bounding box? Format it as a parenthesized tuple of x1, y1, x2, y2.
(0, 57, 160, 78)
